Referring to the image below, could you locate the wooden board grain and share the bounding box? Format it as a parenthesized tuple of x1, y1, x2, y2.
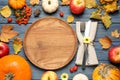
(24, 17, 78, 70)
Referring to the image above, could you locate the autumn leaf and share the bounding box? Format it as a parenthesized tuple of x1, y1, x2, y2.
(61, 0, 70, 5)
(30, 0, 39, 5)
(13, 38, 23, 54)
(100, 0, 118, 13)
(111, 29, 120, 38)
(0, 5, 12, 18)
(90, 9, 102, 20)
(85, 0, 97, 8)
(0, 25, 19, 42)
(101, 13, 112, 29)
(99, 36, 112, 49)
(67, 15, 74, 23)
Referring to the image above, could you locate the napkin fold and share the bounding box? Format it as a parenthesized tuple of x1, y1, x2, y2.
(75, 21, 98, 66)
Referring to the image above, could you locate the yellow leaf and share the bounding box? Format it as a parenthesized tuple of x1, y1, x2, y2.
(103, 1, 119, 13)
(90, 9, 102, 20)
(111, 29, 120, 38)
(67, 15, 74, 23)
(85, 0, 97, 8)
(0, 25, 19, 42)
(101, 13, 112, 29)
(30, 0, 40, 5)
(61, 0, 70, 5)
(0, 5, 12, 18)
(13, 38, 23, 54)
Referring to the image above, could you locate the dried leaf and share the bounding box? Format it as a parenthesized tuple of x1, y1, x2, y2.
(0, 5, 11, 18)
(100, 0, 116, 5)
(101, 13, 112, 29)
(103, 1, 119, 13)
(13, 38, 23, 54)
(85, 0, 97, 8)
(111, 29, 120, 38)
(67, 15, 74, 23)
(90, 9, 102, 20)
(61, 0, 70, 5)
(99, 36, 112, 49)
(30, 0, 39, 5)
(0, 25, 19, 42)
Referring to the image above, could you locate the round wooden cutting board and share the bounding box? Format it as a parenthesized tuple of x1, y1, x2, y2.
(24, 17, 78, 70)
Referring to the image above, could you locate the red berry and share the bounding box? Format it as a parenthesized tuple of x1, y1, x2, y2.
(69, 67, 74, 73)
(59, 11, 64, 17)
(7, 17, 12, 23)
(73, 65, 78, 71)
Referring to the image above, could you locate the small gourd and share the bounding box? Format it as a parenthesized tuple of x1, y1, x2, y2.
(42, 0, 59, 13)
(92, 63, 120, 80)
(8, 0, 26, 9)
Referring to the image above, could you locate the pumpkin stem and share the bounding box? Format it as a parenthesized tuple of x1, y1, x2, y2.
(77, 0, 81, 5)
(48, 77, 50, 80)
(117, 52, 120, 55)
(5, 73, 14, 80)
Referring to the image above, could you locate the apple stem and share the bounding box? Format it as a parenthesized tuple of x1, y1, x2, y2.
(5, 73, 14, 80)
(48, 0, 51, 5)
(48, 77, 50, 80)
(117, 52, 120, 55)
(77, 0, 81, 5)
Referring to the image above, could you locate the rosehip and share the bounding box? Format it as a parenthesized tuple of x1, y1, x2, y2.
(69, 67, 74, 73)
(7, 17, 12, 23)
(59, 11, 64, 17)
(73, 65, 78, 71)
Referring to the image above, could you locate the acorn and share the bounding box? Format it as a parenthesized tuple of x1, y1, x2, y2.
(34, 8, 41, 17)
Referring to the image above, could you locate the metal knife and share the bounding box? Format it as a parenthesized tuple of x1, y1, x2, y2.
(82, 20, 91, 70)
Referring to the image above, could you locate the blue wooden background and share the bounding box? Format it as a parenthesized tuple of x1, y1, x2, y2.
(0, 0, 120, 80)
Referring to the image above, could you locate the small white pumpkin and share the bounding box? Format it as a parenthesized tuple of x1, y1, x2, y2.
(73, 73, 88, 80)
(42, 0, 59, 13)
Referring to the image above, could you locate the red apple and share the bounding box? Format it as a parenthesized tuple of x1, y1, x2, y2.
(41, 71, 58, 80)
(70, 0, 85, 14)
(0, 42, 9, 58)
(108, 46, 120, 64)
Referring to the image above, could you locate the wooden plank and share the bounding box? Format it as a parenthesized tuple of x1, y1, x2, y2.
(8, 41, 120, 66)
(0, 5, 120, 23)
(26, 60, 120, 80)
(0, 23, 120, 42)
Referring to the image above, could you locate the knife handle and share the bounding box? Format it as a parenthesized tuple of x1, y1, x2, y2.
(82, 44, 88, 70)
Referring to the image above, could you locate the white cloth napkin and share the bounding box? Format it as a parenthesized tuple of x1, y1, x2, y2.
(75, 21, 98, 66)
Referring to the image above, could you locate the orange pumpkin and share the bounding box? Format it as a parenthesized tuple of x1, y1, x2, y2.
(92, 63, 120, 80)
(8, 0, 26, 9)
(0, 55, 32, 80)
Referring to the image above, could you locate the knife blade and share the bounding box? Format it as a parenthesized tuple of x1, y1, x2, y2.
(82, 20, 91, 70)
